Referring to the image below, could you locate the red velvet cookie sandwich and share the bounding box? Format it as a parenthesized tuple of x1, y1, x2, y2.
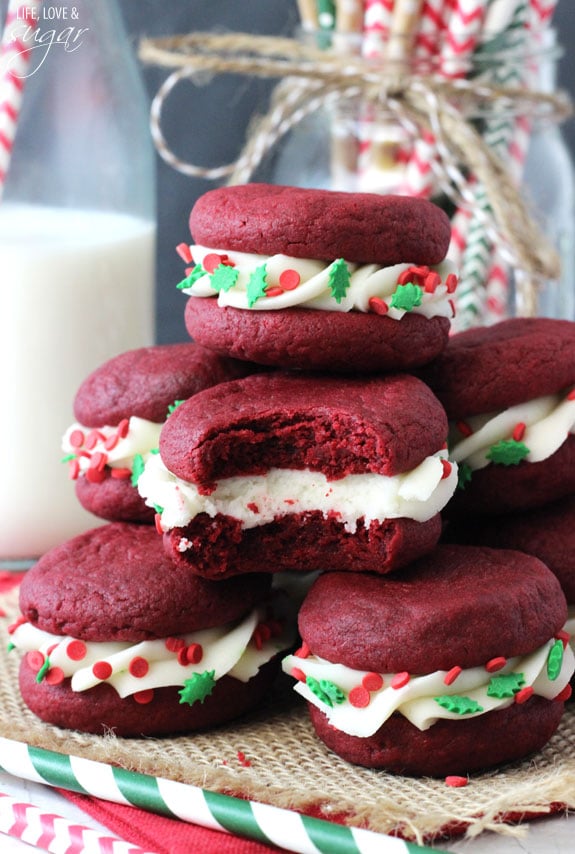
(282, 544, 574, 777)
(178, 184, 458, 373)
(137, 371, 458, 578)
(419, 318, 575, 516)
(62, 343, 253, 523)
(9, 523, 293, 736)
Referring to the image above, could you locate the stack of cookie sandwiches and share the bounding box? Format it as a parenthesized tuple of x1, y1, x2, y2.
(8, 185, 574, 777)
(139, 183, 573, 777)
(9, 342, 295, 736)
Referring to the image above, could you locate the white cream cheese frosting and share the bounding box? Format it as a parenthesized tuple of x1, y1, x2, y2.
(137, 450, 458, 534)
(282, 632, 574, 738)
(178, 245, 458, 320)
(62, 416, 162, 480)
(449, 389, 575, 471)
(10, 603, 293, 701)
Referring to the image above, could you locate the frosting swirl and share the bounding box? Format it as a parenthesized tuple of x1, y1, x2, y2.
(137, 450, 458, 534)
(282, 632, 574, 737)
(178, 245, 458, 320)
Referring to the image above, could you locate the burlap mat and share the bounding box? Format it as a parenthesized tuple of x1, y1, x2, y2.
(1, 587, 574, 845)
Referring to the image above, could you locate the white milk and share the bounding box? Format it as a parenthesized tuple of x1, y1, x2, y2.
(0, 205, 156, 562)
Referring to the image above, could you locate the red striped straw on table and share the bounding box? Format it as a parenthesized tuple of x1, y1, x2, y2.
(0, 0, 42, 194)
(0, 792, 153, 854)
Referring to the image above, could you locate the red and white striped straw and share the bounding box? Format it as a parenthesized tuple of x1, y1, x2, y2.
(0, 792, 153, 854)
(0, 0, 42, 196)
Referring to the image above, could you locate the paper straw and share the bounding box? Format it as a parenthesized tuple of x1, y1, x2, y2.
(0, 791, 152, 854)
(440, 0, 487, 78)
(0, 737, 445, 854)
(0, 0, 42, 194)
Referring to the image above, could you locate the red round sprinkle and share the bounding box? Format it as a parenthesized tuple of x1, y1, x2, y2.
(555, 684, 572, 702)
(445, 273, 458, 293)
(295, 642, 310, 659)
(46, 643, 59, 656)
(67, 640, 87, 661)
(90, 451, 108, 472)
(92, 660, 113, 680)
(111, 467, 132, 480)
(86, 466, 106, 484)
(291, 667, 307, 683)
(186, 643, 203, 664)
(423, 271, 441, 292)
(556, 629, 571, 648)
(203, 253, 226, 273)
(26, 650, 45, 672)
(567, 388, 575, 401)
(441, 459, 452, 479)
(117, 419, 130, 439)
(165, 636, 186, 653)
(456, 420, 473, 437)
(485, 657, 506, 673)
(68, 459, 80, 480)
(391, 672, 410, 689)
(279, 269, 301, 290)
(362, 672, 384, 692)
(45, 667, 65, 686)
(134, 689, 155, 705)
(449, 299, 456, 317)
(7, 615, 28, 634)
(445, 775, 468, 788)
(368, 296, 389, 315)
(104, 433, 120, 452)
(514, 686, 534, 704)
(247, 502, 259, 514)
(265, 286, 284, 298)
(84, 430, 104, 451)
(175, 242, 193, 264)
(349, 685, 371, 708)
(129, 656, 149, 678)
(444, 666, 462, 686)
(512, 422, 526, 442)
(154, 514, 164, 535)
(69, 429, 85, 449)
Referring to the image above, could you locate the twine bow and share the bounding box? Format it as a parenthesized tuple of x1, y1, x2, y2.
(140, 31, 573, 310)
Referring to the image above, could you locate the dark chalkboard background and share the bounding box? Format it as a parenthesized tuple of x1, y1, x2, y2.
(118, 1, 575, 345)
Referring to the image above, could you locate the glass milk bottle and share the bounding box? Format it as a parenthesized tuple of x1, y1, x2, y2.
(0, 0, 156, 565)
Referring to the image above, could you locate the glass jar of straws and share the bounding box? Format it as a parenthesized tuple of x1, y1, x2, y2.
(268, 0, 575, 330)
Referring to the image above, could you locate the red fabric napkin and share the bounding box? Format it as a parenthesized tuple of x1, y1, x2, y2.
(60, 790, 283, 853)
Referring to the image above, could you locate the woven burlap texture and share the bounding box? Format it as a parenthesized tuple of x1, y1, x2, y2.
(1, 588, 574, 845)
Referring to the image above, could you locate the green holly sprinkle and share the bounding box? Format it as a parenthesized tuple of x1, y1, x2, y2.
(487, 671, 525, 699)
(319, 679, 346, 705)
(131, 454, 146, 487)
(457, 462, 473, 491)
(167, 400, 185, 416)
(7, 642, 15, 653)
(486, 440, 530, 466)
(306, 675, 335, 707)
(150, 448, 160, 455)
(246, 265, 268, 307)
(153, 503, 164, 515)
(210, 264, 239, 293)
(547, 639, 564, 681)
(390, 282, 423, 312)
(178, 670, 216, 706)
(61, 453, 76, 463)
(328, 258, 351, 304)
(434, 695, 484, 715)
(177, 264, 207, 290)
(36, 656, 51, 684)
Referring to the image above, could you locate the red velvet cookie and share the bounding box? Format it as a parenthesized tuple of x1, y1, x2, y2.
(419, 318, 575, 515)
(11, 523, 292, 737)
(137, 372, 457, 578)
(180, 184, 458, 372)
(62, 343, 254, 523)
(282, 544, 573, 776)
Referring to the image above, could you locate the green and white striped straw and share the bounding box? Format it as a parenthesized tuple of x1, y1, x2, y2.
(0, 737, 444, 854)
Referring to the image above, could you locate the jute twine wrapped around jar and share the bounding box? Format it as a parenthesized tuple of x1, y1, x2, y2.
(140, 31, 572, 319)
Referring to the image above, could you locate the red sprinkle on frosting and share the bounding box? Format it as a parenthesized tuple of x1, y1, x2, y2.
(567, 388, 575, 401)
(186, 643, 203, 664)
(92, 661, 113, 681)
(111, 468, 132, 480)
(291, 667, 307, 683)
(8, 615, 29, 634)
(165, 637, 186, 653)
(514, 686, 534, 704)
(445, 273, 458, 293)
(67, 640, 87, 661)
(279, 269, 300, 290)
(485, 657, 506, 673)
(556, 629, 571, 648)
(69, 429, 85, 449)
(555, 684, 573, 702)
(444, 666, 462, 686)
(423, 271, 441, 293)
(203, 253, 227, 273)
(265, 286, 285, 298)
(134, 689, 155, 705)
(295, 642, 310, 659)
(512, 422, 526, 442)
(349, 685, 371, 708)
(154, 514, 164, 535)
(176, 243, 193, 263)
(391, 672, 410, 689)
(368, 296, 389, 315)
(68, 459, 81, 480)
(445, 775, 468, 788)
(362, 672, 384, 692)
(441, 459, 452, 479)
(26, 650, 45, 672)
(117, 419, 130, 439)
(129, 656, 149, 678)
(456, 420, 473, 438)
(45, 667, 65, 686)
